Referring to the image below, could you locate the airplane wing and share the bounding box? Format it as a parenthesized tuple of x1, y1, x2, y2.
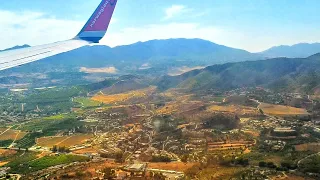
(0, 0, 118, 71)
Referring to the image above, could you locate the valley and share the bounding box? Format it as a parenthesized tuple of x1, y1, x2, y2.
(1, 39, 320, 179)
(0, 74, 319, 179)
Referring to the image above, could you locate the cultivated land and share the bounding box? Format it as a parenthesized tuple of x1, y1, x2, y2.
(259, 103, 309, 116)
(207, 104, 259, 116)
(295, 143, 320, 152)
(92, 86, 156, 104)
(36, 134, 93, 148)
(74, 97, 101, 108)
(0, 83, 319, 179)
(0, 128, 27, 141)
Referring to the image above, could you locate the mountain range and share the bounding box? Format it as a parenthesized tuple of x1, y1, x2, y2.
(0, 38, 262, 75)
(260, 43, 320, 58)
(1, 38, 320, 92)
(1, 39, 320, 76)
(156, 53, 320, 94)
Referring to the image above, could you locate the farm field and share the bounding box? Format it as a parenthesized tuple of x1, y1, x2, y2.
(243, 130, 260, 137)
(58, 134, 93, 147)
(207, 105, 259, 116)
(72, 147, 98, 154)
(156, 101, 204, 115)
(0, 149, 17, 157)
(28, 154, 89, 172)
(74, 97, 101, 108)
(92, 86, 156, 104)
(36, 134, 93, 148)
(295, 143, 320, 152)
(196, 166, 245, 180)
(6, 152, 89, 174)
(259, 103, 309, 116)
(43, 114, 76, 121)
(0, 128, 27, 141)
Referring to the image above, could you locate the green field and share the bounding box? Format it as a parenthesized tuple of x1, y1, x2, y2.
(15, 115, 84, 148)
(74, 97, 101, 108)
(6, 153, 89, 174)
(5, 152, 39, 174)
(28, 154, 89, 172)
(0, 140, 13, 147)
(43, 113, 76, 121)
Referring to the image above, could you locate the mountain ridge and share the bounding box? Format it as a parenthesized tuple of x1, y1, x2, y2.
(0, 38, 263, 75)
(155, 53, 320, 94)
(260, 42, 320, 58)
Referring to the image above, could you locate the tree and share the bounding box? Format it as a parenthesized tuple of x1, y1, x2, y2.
(259, 161, 266, 167)
(181, 154, 188, 163)
(58, 146, 66, 153)
(115, 152, 124, 163)
(51, 145, 58, 152)
(259, 109, 264, 115)
(185, 164, 201, 178)
(153, 173, 166, 180)
(267, 162, 277, 169)
(102, 168, 115, 180)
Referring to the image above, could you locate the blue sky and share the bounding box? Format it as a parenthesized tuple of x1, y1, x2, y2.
(1, 0, 320, 52)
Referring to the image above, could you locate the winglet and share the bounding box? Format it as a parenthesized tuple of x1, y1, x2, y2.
(76, 0, 117, 43)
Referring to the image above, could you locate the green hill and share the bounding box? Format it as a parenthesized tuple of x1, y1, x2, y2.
(156, 53, 320, 94)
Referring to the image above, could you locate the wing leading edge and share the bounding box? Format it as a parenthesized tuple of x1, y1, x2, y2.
(0, 0, 118, 71)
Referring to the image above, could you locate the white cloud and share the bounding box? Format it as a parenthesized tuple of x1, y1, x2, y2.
(2, 10, 320, 53)
(101, 22, 320, 52)
(101, 22, 226, 48)
(164, 5, 188, 20)
(0, 10, 83, 50)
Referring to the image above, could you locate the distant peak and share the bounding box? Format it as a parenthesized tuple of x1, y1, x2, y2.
(0, 44, 31, 52)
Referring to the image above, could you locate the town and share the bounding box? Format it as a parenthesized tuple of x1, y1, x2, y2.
(0, 85, 319, 179)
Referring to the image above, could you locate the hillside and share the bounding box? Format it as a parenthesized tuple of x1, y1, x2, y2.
(156, 53, 320, 94)
(260, 43, 320, 58)
(0, 38, 262, 76)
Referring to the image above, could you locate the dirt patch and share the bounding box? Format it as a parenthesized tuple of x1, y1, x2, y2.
(92, 87, 156, 104)
(148, 162, 198, 172)
(207, 105, 259, 116)
(72, 147, 98, 154)
(243, 130, 260, 137)
(259, 103, 309, 116)
(295, 143, 320, 152)
(0, 161, 8, 167)
(0, 149, 17, 157)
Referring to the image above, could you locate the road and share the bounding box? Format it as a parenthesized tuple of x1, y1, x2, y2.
(9, 174, 21, 180)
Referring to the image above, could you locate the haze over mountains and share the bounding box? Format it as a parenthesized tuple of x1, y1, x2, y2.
(260, 43, 320, 58)
(0, 38, 262, 75)
(1, 39, 320, 75)
(1, 38, 320, 93)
